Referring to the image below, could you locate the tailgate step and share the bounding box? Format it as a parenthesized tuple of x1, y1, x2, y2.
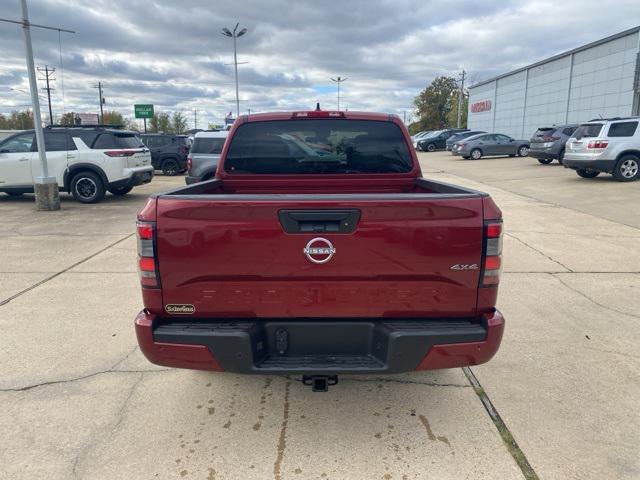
(257, 354, 383, 371)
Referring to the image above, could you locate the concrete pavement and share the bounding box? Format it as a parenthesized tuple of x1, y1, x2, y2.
(1, 155, 638, 479)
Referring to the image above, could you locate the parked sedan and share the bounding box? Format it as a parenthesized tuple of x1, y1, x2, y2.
(416, 128, 468, 152)
(452, 133, 529, 159)
(446, 130, 486, 151)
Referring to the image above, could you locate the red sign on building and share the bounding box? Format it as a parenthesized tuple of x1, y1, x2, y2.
(471, 100, 492, 113)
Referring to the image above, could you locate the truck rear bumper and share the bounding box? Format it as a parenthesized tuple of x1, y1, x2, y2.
(135, 310, 504, 374)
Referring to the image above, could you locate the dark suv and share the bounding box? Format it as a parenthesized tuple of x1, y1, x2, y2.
(528, 124, 578, 164)
(139, 134, 190, 175)
(417, 128, 468, 152)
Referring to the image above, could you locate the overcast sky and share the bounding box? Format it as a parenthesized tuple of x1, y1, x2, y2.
(0, 0, 638, 127)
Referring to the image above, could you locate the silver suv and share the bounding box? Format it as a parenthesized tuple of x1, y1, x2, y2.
(564, 117, 640, 181)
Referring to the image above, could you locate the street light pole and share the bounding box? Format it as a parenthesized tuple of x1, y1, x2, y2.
(330, 76, 347, 111)
(222, 23, 248, 119)
(20, 0, 59, 210)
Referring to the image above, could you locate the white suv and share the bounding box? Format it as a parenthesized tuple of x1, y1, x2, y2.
(564, 117, 640, 182)
(0, 126, 154, 203)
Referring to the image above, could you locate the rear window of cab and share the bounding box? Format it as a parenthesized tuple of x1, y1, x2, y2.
(224, 119, 413, 175)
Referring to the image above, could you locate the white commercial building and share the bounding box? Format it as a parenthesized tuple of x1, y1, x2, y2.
(468, 26, 640, 139)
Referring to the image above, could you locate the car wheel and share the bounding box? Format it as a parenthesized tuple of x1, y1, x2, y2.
(462, 156, 470, 160)
(613, 155, 640, 182)
(161, 158, 180, 176)
(108, 186, 133, 196)
(426, 143, 436, 152)
(576, 169, 600, 179)
(71, 171, 105, 203)
(537, 158, 553, 165)
(518, 145, 529, 157)
(470, 148, 482, 160)
(6, 191, 24, 197)
(557, 149, 565, 165)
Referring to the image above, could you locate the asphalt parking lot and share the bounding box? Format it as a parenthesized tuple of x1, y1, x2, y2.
(1, 154, 639, 480)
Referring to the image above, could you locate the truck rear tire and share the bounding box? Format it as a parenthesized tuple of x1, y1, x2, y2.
(576, 169, 600, 179)
(613, 155, 639, 182)
(71, 171, 106, 203)
(161, 158, 180, 176)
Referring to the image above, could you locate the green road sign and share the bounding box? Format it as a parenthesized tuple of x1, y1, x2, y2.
(134, 104, 154, 119)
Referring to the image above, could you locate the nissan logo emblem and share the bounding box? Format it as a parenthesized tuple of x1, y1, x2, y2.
(303, 237, 336, 264)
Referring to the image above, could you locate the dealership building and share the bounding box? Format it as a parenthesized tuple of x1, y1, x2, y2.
(467, 26, 640, 139)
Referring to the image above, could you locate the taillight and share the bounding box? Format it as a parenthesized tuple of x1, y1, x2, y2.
(541, 136, 560, 142)
(481, 220, 503, 287)
(105, 150, 137, 157)
(187, 156, 192, 172)
(137, 221, 159, 288)
(587, 140, 608, 149)
(180, 146, 189, 155)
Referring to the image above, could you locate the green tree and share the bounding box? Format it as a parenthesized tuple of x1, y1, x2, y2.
(102, 110, 125, 126)
(1, 110, 34, 129)
(148, 112, 171, 133)
(171, 112, 188, 134)
(413, 76, 459, 130)
(60, 112, 76, 125)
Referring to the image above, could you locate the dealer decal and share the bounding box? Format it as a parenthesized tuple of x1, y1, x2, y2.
(165, 304, 196, 315)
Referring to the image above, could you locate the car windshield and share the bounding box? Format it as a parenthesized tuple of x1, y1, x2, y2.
(192, 137, 226, 154)
(574, 124, 603, 139)
(225, 119, 413, 174)
(533, 128, 555, 137)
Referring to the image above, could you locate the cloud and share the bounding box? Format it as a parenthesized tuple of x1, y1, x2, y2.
(0, 0, 638, 126)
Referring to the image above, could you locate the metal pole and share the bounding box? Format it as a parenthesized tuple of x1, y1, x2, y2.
(20, 0, 59, 209)
(337, 81, 340, 111)
(233, 34, 239, 118)
(143, 118, 147, 133)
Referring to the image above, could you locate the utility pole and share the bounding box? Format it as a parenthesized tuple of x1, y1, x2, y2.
(37, 65, 55, 125)
(193, 108, 197, 129)
(330, 76, 347, 110)
(96, 82, 104, 123)
(457, 69, 466, 128)
(222, 23, 248, 118)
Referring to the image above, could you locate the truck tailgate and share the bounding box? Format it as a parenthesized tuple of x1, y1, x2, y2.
(155, 195, 484, 318)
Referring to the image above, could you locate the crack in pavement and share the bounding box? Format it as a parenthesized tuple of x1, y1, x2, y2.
(0, 368, 169, 393)
(506, 232, 574, 272)
(71, 372, 144, 480)
(0, 346, 167, 392)
(0, 233, 135, 306)
(550, 273, 640, 320)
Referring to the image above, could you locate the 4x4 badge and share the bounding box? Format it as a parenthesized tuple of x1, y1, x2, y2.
(450, 264, 479, 270)
(165, 304, 195, 314)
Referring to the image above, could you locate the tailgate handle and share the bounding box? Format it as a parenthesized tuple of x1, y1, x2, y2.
(278, 209, 361, 234)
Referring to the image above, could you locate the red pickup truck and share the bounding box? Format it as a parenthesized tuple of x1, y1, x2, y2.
(134, 110, 504, 391)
